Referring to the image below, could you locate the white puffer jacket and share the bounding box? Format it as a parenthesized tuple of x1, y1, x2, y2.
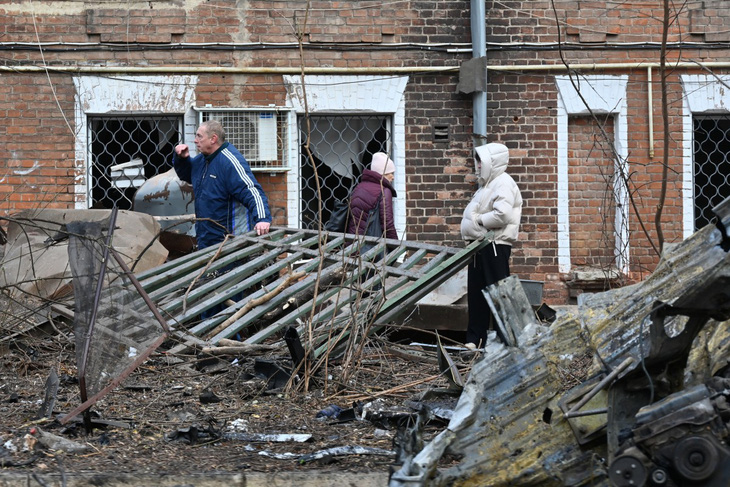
(460, 143, 523, 245)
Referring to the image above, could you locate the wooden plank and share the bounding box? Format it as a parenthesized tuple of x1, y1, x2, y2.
(136, 230, 279, 286)
(208, 256, 349, 343)
(138, 228, 305, 292)
(242, 240, 422, 346)
(164, 230, 357, 354)
(181, 231, 356, 334)
(145, 242, 267, 300)
(310, 261, 426, 357)
(308, 236, 490, 357)
(156, 231, 326, 327)
(377, 237, 491, 322)
(243, 262, 370, 345)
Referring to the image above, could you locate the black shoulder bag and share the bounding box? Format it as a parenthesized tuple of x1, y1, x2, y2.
(324, 199, 350, 232)
(360, 198, 384, 259)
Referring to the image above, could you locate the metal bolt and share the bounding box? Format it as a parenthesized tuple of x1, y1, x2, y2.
(689, 451, 705, 466)
(651, 469, 667, 484)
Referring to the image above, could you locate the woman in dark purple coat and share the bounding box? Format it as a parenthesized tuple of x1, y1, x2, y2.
(347, 152, 398, 240)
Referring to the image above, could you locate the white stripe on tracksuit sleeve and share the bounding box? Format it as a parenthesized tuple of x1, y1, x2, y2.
(222, 148, 267, 218)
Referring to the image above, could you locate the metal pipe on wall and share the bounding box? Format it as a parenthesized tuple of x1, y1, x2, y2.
(648, 66, 655, 159)
(3, 61, 730, 75)
(471, 0, 487, 143)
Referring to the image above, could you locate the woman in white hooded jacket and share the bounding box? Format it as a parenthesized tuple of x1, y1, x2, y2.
(460, 143, 523, 349)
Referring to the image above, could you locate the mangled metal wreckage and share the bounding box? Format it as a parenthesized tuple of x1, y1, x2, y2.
(390, 196, 730, 487)
(3, 215, 492, 423)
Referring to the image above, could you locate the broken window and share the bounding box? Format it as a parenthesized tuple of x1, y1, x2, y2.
(693, 116, 730, 230)
(198, 109, 290, 170)
(88, 115, 182, 210)
(298, 114, 392, 230)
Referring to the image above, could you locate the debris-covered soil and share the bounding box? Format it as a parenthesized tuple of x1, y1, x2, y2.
(0, 220, 483, 480)
(0, 308, 472, 478)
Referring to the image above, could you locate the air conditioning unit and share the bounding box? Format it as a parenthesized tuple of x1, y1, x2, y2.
(253, 112, 278, 162)
(198, 110, 282, 166)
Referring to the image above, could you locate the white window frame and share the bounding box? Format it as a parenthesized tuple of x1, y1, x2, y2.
(73, 75, 198, 209)
(283, 75, 408, 236)
(555, 75, 630, 274)
(680, 74, 730, 239)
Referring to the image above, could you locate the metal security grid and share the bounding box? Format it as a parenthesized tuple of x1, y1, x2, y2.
(129, 226, 490, 356)
(199, 109, 289, 170)
(298, 114, 392, 230)
(693, 116, 730, 229)
(88, 115, 182, 210)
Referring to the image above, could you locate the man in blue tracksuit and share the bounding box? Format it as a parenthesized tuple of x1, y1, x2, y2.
(174, 120, 272, 321)
(173, 120, 271, 248)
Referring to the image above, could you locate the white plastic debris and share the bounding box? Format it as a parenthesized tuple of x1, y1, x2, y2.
(3, 439, 17, 453)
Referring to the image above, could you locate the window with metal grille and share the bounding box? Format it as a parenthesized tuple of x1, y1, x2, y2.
(88, 115, 182, 210)
(298, 114, 391, 230)
(693, 116, 730, 229)
(198, 109, 289, 170)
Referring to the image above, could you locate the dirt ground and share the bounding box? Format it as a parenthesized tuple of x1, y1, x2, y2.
(0, 301, 471, 479)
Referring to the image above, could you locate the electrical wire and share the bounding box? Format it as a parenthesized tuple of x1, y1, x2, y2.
(29, 0, 76, 141)
(2, 40, 729, 53)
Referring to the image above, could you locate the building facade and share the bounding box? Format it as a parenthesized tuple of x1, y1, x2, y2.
(1, 1, 728, 304)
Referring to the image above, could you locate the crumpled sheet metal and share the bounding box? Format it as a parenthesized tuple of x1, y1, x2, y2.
(685, 318, 730, 385)
(0, 208, 168, 300)
(391, 314, 605, 487)
(391, 202, 730, 486)
(577, 222, 730, 372)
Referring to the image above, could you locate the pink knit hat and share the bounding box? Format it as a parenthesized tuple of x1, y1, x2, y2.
(370, 152, 395, 175)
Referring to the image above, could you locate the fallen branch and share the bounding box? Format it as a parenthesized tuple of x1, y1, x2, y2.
(330, 373, 445, 402)
(383, 345, 439, 365)
(200, 340, 276, 356)
(261, 268, 345, 322)
(205, 270, 306, 340)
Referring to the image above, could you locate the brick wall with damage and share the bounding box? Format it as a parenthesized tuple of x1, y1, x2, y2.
(1, 1, 729, 305)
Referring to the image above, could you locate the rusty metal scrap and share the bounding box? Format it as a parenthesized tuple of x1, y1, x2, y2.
(390, 196, 730, 486)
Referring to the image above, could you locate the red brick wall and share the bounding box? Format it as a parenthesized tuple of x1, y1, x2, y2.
(0, 73, 77, 214)
(568, 115, 617, 270)
(482, 1, 700, 301)
(253, 172, 288, 227)
(486, 73, 562, 298)
(405, 74, 473, 243)
(485, 0, 702, 44)
(0, 1, 725, 304)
